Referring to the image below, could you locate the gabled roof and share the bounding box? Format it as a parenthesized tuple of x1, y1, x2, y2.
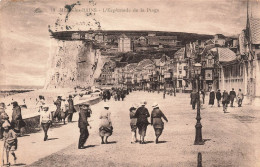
(249, 17, 260, 44)
(210, 47, 236, 62)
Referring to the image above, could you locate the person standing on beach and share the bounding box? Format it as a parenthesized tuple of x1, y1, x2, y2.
(11, 102, 24, 136)
(67, 95, 75, 123)
(135, 101, 150, 144)
(40, 105, 52, 141)
(78, 104, 91, 149)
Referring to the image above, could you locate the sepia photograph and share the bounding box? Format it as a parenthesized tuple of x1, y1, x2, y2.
(0, 0, 260, 166)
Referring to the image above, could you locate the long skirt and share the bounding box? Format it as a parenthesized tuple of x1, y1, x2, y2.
(209, 98, 214, 105)
(137, 123, 148, 137)
(99, 126, 113, 137)
(152, 118, 164, 137)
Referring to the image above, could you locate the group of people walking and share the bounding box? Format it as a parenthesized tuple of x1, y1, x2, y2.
(0, 102, 22, 166)
(103, 88, 131, 102)
(129, 101, 168, 144)
(190, 88, 245, 113)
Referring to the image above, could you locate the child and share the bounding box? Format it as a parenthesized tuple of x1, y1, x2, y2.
(129, 104, 138, 144)
(2, 121, 17, 166)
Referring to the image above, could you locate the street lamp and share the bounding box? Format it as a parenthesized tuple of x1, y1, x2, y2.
(194, 63, 204, 145)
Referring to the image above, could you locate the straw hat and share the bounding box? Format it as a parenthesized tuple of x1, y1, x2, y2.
(152, 103, 159, 108)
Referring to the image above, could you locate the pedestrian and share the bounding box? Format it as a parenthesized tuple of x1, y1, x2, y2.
(216, 89, 222, 107)
(54, 96, 62, 122)
(40, 105, 52, 141)
(229, 88, 236, 107)
(107, 90, 111, 101)
(103, 91, 107, 102)
(135, 101, 150, 144)
(78, 104, 91, 149)
(151, 103, 168, 144)
(37, 95, 46, 113)
(60, 97, 68, 125)
(129, 104, 138, 144)
(2, 121, 17, 166)
(67, 95, 76, 123)
(121, 91, 125, 101)
(222, 90, 229, 113)
(200, 90, 205, 104)
(0, 103, 8, 139)
(117, 90, 121, 101)
(237, 89, 244, 107)
(99, 104, 113, 144)
(209, 90, 215, 107)
(190, 90, 198, 110)
(11, 102, 25, 136)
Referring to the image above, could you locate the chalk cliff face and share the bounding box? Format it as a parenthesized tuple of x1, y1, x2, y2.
(44, 39, 103, 89)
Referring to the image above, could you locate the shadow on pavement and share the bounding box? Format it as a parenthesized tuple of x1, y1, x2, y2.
(157, 141, 167, 144)
(203, 139, 211, 143)
(83, 145, 98, 148)
(47, 138, 59, 141)
(13, 163, 26, 166)
(144, 141, 154, 144)
(106, 141, 117, 144)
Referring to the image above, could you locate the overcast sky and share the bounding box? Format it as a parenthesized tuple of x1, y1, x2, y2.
(0, 0, 259, 86)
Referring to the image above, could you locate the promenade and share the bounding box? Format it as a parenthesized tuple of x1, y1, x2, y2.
(1, 91, 259, 167)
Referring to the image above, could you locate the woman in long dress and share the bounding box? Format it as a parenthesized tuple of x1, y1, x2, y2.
(129, 104, 138, 143)
(135, 101, 150, 144)
(209, 90, 215, 107)
(99, 104, 113, 144)
(151, 103, 168, 144)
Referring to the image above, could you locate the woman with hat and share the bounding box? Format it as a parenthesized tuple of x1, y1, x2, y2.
(99, 104, 113, 144)
(151, 103, 168, 144)
(209, 90, 215, 107)
(129, 103, 138, 143)
(2, 120, 17, 166)
(135, 101, 150, 144)
(11, 101, 24, 135)
(40, 105, 52, 141)
(54, 96, 62, 122)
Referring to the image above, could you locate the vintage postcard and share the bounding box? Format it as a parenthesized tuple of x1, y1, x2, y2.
(0, 0, 260, 166)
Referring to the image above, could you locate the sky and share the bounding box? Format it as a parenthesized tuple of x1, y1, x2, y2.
(0, 0, 260, 87)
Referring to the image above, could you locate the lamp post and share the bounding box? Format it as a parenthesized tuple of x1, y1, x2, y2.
(194, 63, 204, 145)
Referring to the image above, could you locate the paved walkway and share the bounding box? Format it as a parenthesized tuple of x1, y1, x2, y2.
(1, 91, 260, 167)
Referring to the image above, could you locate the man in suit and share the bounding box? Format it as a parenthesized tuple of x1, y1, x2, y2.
(216, 89, 222, 107)
(78, 104, 91, 149)
(67, 95, 75, 122)
(190, 90, 198, 110)
(229, 88, 236, 107)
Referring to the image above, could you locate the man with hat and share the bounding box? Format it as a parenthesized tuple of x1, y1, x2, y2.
(78, 103, 91, 149)
(135, 101, 150, 144)
(54, 96, 62, 122)
(67, 95, 76, 123)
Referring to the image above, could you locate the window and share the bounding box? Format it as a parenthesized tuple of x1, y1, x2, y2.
(179, 71, 182, 74)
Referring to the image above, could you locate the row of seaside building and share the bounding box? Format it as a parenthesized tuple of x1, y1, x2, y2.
(97, 16, 260, 105)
